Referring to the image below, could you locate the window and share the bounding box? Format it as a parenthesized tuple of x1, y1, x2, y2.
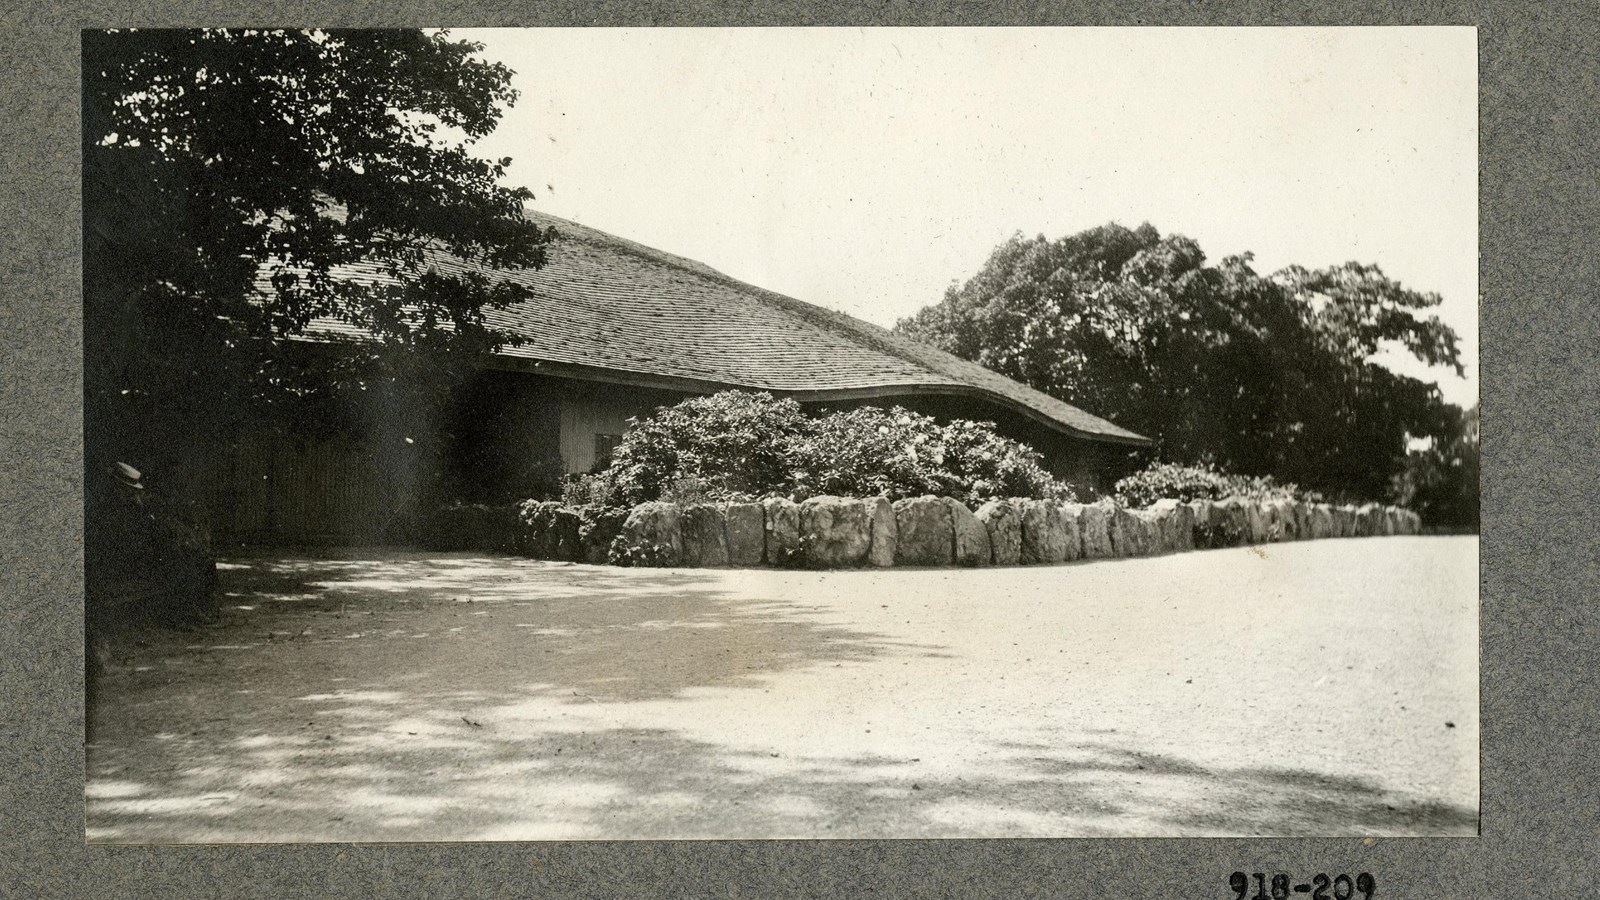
(593, 433, 623, 470)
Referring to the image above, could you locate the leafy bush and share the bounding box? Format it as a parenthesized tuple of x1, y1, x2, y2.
(790, 407, 1073, 504)
(1114, 461, 1312, 508)
(789, 406, 953, 500)
(426, 502, 520, 552)
(582, 390, 1076, 507)
(598, 391, 808, 505)
(939, 417, 1078, 504)
(560, 472, 612, 507)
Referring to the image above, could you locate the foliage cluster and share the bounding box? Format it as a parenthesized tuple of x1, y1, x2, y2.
(84, 28, 552, 493)
(574, 391, 1076, 508)
(1113, 461, 1311, 509)
(1388, 404, 1479, 530)
(893, 224, 1468, 504)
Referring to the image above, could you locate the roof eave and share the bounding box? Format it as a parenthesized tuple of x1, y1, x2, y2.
(482, 353, 1153, 447)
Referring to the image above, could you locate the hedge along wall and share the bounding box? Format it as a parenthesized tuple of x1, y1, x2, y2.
(428, 495, 1423, 569)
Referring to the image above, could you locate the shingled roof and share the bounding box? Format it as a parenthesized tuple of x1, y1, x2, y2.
(306, 209, 1151, 446)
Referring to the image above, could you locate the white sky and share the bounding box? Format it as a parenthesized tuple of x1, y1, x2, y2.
(456, 27, 1478, 407)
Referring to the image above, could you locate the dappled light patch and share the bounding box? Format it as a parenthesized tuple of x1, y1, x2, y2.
(84, 780, 147, 800)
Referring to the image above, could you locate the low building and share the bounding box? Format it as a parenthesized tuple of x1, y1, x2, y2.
(207, 210, 1150, 544)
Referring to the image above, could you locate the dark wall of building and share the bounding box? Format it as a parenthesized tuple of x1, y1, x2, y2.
(443, 371, 688, 502)
(203, 371, 1135, 545)
(444, 373, 564, 503)
(204, 370, 694, 545)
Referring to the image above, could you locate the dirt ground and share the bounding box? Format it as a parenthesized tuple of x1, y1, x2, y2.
(85, 536, 1478, 841)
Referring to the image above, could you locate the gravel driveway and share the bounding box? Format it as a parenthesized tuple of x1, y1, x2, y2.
(86, 536, 1478, 841)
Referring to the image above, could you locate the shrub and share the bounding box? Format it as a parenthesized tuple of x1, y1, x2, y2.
(1114, 461, 1313, 508)
(790, 406, 955, 500)
(938, 417, 1078, 504)
(581, 390, 1077, 507)
(560, 472, 612, 507)
(791, 407, 1074, 504)
(427, 502, 520, 552)
(598, 391, 808, 505)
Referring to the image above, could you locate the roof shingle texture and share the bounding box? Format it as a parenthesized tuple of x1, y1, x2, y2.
(304, 209, 1149, 445)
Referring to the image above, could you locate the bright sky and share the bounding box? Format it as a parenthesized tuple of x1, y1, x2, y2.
(456, 27, 1478, 407)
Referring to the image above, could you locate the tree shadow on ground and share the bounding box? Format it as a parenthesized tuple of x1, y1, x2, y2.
(177, 553, 940, 704)
(86, 719, 1478, 842)
(87, 553, 1475, 842)
(995, 742, 1477, 837)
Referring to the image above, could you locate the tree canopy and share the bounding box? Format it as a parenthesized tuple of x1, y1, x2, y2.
(83, 28, 553, 486)
(893, 224, 1467, 503)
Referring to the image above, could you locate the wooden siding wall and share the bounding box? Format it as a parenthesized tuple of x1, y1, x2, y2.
(559, 393, 655, 473)
(205, 431, 403, 545)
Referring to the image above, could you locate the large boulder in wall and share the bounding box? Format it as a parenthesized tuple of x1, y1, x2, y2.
(1186, 499, 1217, 548)
(680, 503, 730, 567)
(1108, 507, 1149, 557)
(866, 496, 898, 567)
(975, 499, 1022, 565)
(577, 506, 628, 564)
(1020, 499, 1070, 564)
(762, 497, 802, 567)
(1059, 502, 1084, 561)
(1292, 502, 1313, 541)
(518, 500, 561, 559)
(1149, 499, 1196, 553)
(1211, 499, 1252, 547)
(946, 498, 993, 567)
(1324, 505, 1344, 538)
(1078, 503, 1115, 558)
(610, 501, 683, 567)
(724, 501, 766, 566)
(1263, 500, 1294, 542)
(1355, 503, 1383, 536)
(1269, 502, 1290, 541)
(1308, 503, 1334, 540)
(1243, 502, 1273, 544)
(522, 501, 581, 560)
(1190, 496, 1209, 547)
(550, 506, 583, 561)
(1059, 503, 1093, 561)
(893, 496, 954, 567)
(799, 496, 871, 569)
(1136, 510, 1165, 555)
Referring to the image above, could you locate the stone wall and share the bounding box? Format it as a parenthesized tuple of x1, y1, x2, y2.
(447, 495, 1423, 569)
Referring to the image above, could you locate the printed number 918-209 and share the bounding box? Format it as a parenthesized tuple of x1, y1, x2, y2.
(1229, 872, 1375, 900)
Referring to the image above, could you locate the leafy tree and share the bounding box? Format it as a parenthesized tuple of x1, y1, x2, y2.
(83, 28, 554, 499)
(1389, 403, 1480, 529)
(83, 29, 555, 639)
(894, 224, 1464, 501)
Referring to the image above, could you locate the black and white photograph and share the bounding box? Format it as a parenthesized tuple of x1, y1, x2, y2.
(82, 26, 1478, 843)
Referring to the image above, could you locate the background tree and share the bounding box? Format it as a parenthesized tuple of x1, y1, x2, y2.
(1390, 403, 1480, 530)
(84, 28, 553, 501)
(894, 224, 1465, 509)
